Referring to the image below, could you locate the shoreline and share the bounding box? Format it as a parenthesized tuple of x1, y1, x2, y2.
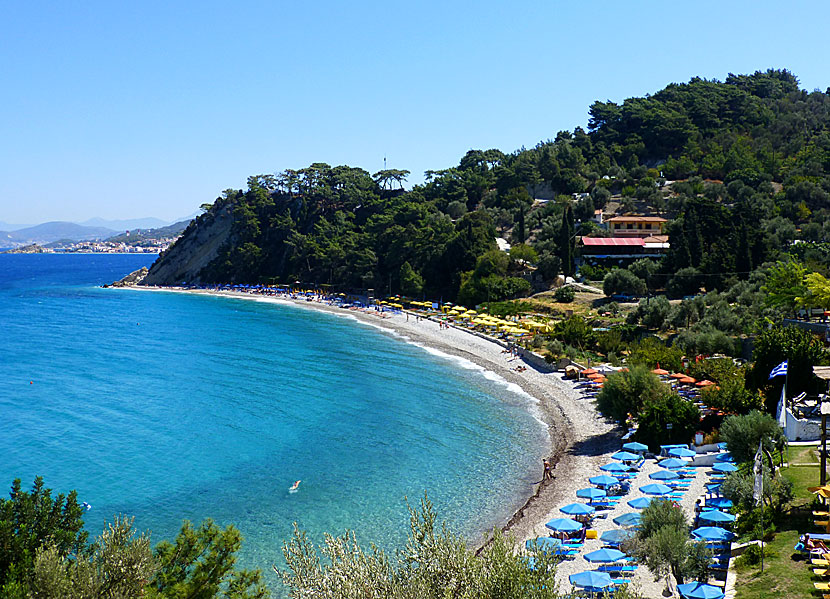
(130, 286, 619, 550)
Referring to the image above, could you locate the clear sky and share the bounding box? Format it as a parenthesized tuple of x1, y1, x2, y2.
(2, 1, 829, 224)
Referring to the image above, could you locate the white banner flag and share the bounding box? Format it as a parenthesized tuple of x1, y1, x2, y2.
(753, 439, 764, 506)
(777, 383, 787, 431)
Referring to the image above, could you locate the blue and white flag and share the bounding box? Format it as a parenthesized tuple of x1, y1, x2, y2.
(768, 360, 788, 379)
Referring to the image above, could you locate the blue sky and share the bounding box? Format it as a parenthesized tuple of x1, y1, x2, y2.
(2, 1, 829, 224)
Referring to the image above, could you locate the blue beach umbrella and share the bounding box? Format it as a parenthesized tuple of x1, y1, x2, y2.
(713, 462, 738, 473)
(611, 451, 640, 461)
(705, 482, 722, 494)
(650, 469, 680, 481)
(659, 458, 687, 469)
(677, 582, 725, 599)
(589, 475, 621, 487)
(525, 537, 562, 553)
(628, 497, 653, 509)
(584, 548, 627, 563)
(569, 570, 615, 590)
(545, 518, 583, 533)
(640, 483, 672, 496)
(577, 487, 606, 500)
(698, 510, 736, 524)
(613, 512, 642, 527)
(600, 462, 630, 473)
(691, 527, 736, 542)
(560, 503, 595, 516)
(600, 529, 633, 545)
(668, 447, 697, 458)
(714, 453, 735, 463)
(623, 441, 649, 452)
(705, 497, 733, 509)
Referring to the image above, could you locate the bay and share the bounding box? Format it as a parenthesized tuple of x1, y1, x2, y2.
(0, 254, 547, 588)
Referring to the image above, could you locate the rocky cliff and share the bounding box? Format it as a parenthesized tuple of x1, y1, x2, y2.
(142, 203, 235, 286)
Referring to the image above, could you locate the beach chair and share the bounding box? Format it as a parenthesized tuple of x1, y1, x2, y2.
(814, 568, 830, 577)
(598, 564, 638, 577)
(815, 582, 830, 591)
(813, 559, 830, 567)
(814, 511, 830, 518)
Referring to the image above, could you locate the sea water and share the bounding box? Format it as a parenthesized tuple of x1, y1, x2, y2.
(0, 254, 548, 588)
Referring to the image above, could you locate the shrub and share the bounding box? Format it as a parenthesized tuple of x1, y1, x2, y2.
(627, 296, 671, 331)
(700, 378, 764, 414)
(628, 258, 659, 283)
(666, 267, 702, 298)
(553, 286, 575, 303)
(579, 263, 610, 281)
(673, 328, 739, 357)
(596, 365, 666, 425)
(627, 337, 683, 371)
(735, 543, 762, 568)
(603, 269, 647, 297)
(720, 411, 787, 465)
(633, 391, 702, 449)
(552, 316, 595, 349)
(509, 243, 538, 264)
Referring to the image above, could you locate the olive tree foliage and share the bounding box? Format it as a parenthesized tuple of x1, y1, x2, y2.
(622, 499, 711, 588)
(603, 269, 647, 297)
(278, 495, 581, 599)
(719, 411, 787, 468)
(720, 470, 794, 513)
(596, 365, 666, 425)
(627, 296, 671, 330)
(29, 516, 154, 599)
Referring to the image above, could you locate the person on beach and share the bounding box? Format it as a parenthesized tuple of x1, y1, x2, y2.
(542, 459, 553, 481)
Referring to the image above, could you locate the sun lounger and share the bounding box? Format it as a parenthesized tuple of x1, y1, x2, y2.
(815, 582, 830, 591)
(814, 568, 830, 577)
(813, 559, 830, 567)
(814, 511, 830, 518)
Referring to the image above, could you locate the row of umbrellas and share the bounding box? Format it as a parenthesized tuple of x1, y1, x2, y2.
(568, 574, 726, 598)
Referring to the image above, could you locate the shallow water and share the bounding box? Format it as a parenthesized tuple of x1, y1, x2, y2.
(0, 254, 548, 587)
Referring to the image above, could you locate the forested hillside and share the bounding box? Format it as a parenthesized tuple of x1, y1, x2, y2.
(147, 69, 830, 302)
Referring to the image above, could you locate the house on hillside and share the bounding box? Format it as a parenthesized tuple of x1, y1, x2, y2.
(606, 215, 667, 238)
(578, 235, 670, 266)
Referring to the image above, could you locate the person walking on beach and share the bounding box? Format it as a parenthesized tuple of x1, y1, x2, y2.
(543, 459, 553, 481)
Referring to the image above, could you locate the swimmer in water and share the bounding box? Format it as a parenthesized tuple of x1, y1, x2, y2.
(82, 502, 92, 511)
(289, 480, 301, 492)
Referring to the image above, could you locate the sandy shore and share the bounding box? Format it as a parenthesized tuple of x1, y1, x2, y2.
(134, 287, 704, 595)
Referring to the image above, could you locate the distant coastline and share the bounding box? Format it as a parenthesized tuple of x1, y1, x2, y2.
(128, 285, 620, 549)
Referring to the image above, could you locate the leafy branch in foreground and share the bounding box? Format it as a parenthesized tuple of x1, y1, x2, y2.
(278, 494, 634, 599)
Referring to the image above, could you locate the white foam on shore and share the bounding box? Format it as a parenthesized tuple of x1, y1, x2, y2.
(138, 289, 550, 435)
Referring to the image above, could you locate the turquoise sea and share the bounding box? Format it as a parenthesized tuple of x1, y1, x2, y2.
(0, 254, 548, 588)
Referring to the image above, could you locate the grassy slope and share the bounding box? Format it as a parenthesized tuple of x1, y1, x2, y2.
(735, 446, 823, 599)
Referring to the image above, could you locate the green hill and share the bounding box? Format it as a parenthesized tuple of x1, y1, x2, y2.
(145, 69, 830, 302)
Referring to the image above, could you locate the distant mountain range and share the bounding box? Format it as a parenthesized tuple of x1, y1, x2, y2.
(0, 214, 198, 247)
(0, 222, 117, 245)
(80, 217, 170, 230)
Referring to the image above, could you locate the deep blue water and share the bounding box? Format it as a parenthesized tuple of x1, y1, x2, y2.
(0, 254, 547, 588)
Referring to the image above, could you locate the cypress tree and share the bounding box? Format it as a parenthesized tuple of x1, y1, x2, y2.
(559, 205, 575, 278)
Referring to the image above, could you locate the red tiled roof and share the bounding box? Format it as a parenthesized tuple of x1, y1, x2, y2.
(580, 237, 645, 247)
(606, 216, 667, 223)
